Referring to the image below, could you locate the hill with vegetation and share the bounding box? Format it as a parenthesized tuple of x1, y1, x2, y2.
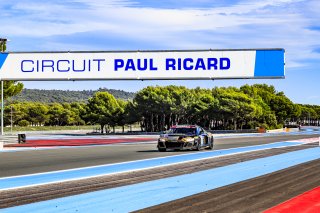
(8, 88, 136, 103)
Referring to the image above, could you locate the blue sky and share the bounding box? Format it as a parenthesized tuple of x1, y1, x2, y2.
(1, 0, 320, 104)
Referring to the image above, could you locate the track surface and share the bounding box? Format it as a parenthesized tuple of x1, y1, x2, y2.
(1, 143, 318, 209)
(137, 158, 320, 213)
(1, 133, 319, 177)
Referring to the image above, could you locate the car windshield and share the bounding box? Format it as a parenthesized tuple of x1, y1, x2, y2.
(169, 128, 196, 135)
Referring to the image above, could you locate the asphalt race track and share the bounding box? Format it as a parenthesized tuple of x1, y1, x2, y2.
(1, 133, 319, 177)
(1, 132, 320, 212)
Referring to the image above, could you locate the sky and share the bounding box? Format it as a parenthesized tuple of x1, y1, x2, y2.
(0, 0, 319, 104)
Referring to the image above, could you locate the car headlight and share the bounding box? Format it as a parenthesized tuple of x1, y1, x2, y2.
(180, 137, 193, 142)
(158, 138, 167, 142)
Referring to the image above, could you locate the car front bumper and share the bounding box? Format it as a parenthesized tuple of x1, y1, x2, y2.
(157, 141, 194, 150)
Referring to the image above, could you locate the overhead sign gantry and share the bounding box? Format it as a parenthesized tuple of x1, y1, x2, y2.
(0, 49, 285, 80)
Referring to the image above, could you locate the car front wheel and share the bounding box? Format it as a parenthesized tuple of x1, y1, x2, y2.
(208, 136, 214, 150)
(195, 140, 201, 151)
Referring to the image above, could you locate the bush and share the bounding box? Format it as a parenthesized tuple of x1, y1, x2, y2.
(244, 121, 260, 129)
(18, 120, 30, 127)
(259, 123, 269, 130)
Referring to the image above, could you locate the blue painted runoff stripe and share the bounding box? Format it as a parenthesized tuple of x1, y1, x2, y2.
(0, 141, 303, 190)
(3, 147, 319, 213)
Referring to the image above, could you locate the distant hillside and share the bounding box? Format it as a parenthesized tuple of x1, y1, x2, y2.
(9, 88, 136, 103)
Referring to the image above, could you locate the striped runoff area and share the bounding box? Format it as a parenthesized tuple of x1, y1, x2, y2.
(2, 146, 320, 213)
(0, 141, 304, 191)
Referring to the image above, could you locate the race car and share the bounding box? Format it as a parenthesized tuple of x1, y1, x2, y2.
(157, 125, 214, 152)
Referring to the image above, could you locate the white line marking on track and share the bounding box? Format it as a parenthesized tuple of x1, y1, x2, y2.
(0, 141, 307, 191)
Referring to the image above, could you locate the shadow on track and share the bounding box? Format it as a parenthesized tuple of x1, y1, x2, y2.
(136, 150, 198, 153)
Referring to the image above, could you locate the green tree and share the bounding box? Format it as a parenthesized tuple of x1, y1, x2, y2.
(47, 103, 65, 126)
(214, 87, 256, 130)
(69, 102, 86, 125)
(27, 103, 49, 126)
(167, 86, 192, 128)
(134, 86, 189, 132)
(269, 93, 296, 125)
(3, 81, 24, 99)
(240, 84, 278, 129)
(134, 86, 160, 132)
(299, 105, 317, 125)
(111, 99, 127, 133)
(87, 92, 120, 133)
(4, 102, 28, 126)
(187, 88, 216, 128)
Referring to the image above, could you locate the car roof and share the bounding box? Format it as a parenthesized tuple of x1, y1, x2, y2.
(171, 125, 199, 128)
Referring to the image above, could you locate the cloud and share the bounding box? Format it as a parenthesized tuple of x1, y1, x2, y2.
(0, 0, 305, 36)
(306, 95, 320, 100)
(1, 0, 319, 69)
(120, 0, 242, 9)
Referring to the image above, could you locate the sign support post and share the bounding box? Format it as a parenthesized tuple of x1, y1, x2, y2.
(1, 81, 3, 135)
(0, 38, 7, 136)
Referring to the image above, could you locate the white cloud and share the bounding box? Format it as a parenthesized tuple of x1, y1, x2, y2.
(0, 0, 319, 69)
(307, 95, 320, 99)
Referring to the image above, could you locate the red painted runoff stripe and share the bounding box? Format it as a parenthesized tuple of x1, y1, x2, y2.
(264, 186, 320, 213)
(5, 138, 156, 147)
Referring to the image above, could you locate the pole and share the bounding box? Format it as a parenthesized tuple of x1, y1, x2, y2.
(1, 81, 3, 135)
(11, 105, 13, 134)
(0, 38, 6, 136)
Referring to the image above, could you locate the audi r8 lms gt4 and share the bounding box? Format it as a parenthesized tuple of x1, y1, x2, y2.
(157, 125, 214, 152)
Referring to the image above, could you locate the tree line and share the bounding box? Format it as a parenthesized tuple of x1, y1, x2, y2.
(4, 84, 320, 132)
(9, 88, 135, 103)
